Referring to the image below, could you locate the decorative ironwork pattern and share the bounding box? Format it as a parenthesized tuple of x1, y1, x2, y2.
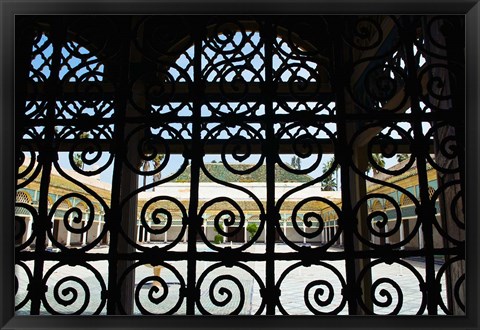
(15, 15, 464, 315)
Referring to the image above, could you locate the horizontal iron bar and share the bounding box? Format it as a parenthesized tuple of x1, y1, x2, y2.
(21, 110, 456, 126)
(16, 246, 462, 263)
(19, 138, 433, 154)
(25, 82, 334, 101)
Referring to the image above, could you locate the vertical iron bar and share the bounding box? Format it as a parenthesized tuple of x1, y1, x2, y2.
(106, 17, 133, 315)
(443, 16, 466, 315)
(263, 16, 277, 315)
(401, 17, 438, 315)
(444, 17, 466, 209)
(331, 16, 359, 315)
(186, 17, 203, 315)
(29, 16, 65, 315)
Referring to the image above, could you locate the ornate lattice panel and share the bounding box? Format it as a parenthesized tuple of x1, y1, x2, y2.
(15, 15, 464, 315)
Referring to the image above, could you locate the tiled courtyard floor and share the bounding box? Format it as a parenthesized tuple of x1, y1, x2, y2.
(15, 242, 447, 315)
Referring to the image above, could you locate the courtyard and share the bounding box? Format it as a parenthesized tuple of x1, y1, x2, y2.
(15, 242, 447, 316)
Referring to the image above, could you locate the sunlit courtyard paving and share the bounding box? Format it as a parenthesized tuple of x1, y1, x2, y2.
(15, 243, 447, 316)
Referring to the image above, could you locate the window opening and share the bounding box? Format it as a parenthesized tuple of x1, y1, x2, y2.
(15, 15, 465, 316)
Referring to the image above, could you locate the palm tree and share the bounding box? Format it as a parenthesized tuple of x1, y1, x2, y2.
(322, 175, 336, 191)
(367, 153, 385, 175)
(73, 131, 90, 170)
(73, 153, 84, 170)
(140, 154, 165, 190)
(321, 158, 337, 191)
(140, 159, 151, 187)
(290, 156, 301, 170)
(396, 153, 409, 163)
(152, 154, 164, 190)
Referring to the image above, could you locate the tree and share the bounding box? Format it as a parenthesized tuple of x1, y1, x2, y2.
(73, 131, 90, 170)
(321, 158, 337, 191)
(73, 153, 84, 170)
(140, 153, 165, 191)
(246, 223, 258, 240)
(396, 153, 409, 163)
(152, 154, 164, 189)
(140, 158, 150, 187)
(367, 153, 386, 175)
(290, 156, 302, 170)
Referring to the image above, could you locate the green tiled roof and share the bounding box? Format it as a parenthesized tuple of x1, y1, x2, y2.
(174, 163, 313, 183)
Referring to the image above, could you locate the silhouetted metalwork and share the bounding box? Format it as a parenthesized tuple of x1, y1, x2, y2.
(14, 15, 464, 315)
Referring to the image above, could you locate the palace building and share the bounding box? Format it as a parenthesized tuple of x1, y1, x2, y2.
(15, 160, 440, 250)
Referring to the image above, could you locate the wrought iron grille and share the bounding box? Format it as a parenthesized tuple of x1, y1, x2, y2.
(14, 15, 465, 315)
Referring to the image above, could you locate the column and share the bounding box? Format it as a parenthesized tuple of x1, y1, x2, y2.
(96, 217, 102, 241)
(82, 222, 87, 245)
(146, 223, 151, 243)
(385, 222, 390, 244)
(399, 220, 405, 250)
(303, 222, 306, 244)
(26, 216, 33, 243)
(419, 224, 424, 249)
(47, 219, 53, 247)
(244, 220, 247, 243)
(136, 224, 141, 243)
(65, 215, 73, 247)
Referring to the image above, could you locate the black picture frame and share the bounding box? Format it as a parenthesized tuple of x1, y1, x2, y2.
(1, 1, 478, 329)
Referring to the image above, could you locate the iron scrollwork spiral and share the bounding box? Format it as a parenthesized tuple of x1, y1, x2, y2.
(349, 122, 416, 178)
(124, 124, 186, 179)
(277, 196, 342, 251)
(198, 197, 253, 251)
(41, 263, 107, 315)
(435, 256, 465, 314)
(60, 71, 115, 120)
(343, 17, 385, 51)
(352, 192, 419, 249)
(356, 259, 427, 315)
(117, 261, 186, 315)
(46, 193, 103, 251)
(343, 16, 407, 113)
(425, 122, 461, 174)
(15, 262, 33, 311)
(221, 134, 264, 175)
(202, 123, 265, 176)
(276, 123, 333, 175)
(276, 262, 347, 315)
(196, 262, 266, 315)
(65, 129, 114, 176)
(430, 180, 464, 246)
(132, 195, 188, 251)
(15, 15, 465, 316)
